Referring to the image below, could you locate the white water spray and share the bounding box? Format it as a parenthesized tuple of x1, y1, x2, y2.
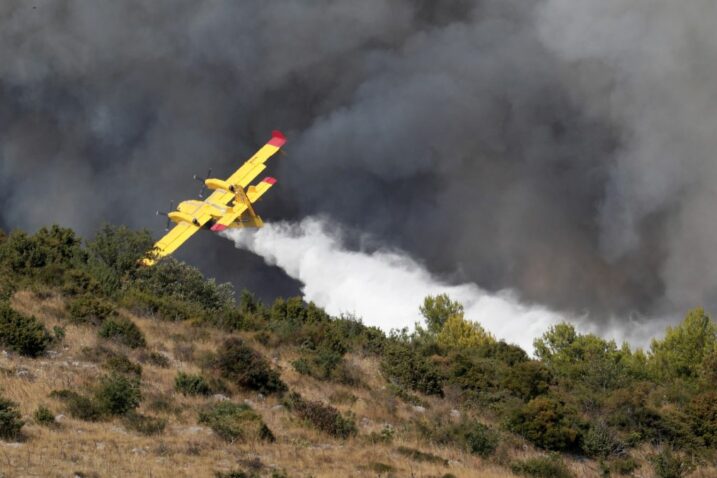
(223, 217, 577, 352)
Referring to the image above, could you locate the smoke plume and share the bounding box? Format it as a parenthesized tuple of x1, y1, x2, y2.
(0, 1, 715, 335)
(225, 218, 568, 352)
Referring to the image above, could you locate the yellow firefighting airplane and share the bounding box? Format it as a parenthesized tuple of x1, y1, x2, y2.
(141, 130, 286, 266)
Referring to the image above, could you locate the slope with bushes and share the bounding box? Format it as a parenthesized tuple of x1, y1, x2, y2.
(0, 224, 715, 478)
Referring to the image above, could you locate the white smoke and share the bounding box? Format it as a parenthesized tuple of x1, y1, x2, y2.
(223, 217, 579, 352)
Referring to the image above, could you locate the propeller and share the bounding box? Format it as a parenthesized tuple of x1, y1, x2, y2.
(156, 200, 174, 231)
(193, 168, 212, 198)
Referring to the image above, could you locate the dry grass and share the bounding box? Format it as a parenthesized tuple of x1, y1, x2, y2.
(7, 290, 711, 477)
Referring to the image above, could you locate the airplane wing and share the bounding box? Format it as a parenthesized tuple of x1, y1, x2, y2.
(204, 131, 286, 207)
(141, 202, 215, 266)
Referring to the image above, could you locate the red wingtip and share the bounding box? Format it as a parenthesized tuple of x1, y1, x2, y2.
(268, 130, 287, 148)
(210, 224, 227, 232)
(263, 177, 277, 185)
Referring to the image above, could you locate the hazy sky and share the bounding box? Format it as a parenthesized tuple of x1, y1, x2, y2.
(1, 0, 715, 329)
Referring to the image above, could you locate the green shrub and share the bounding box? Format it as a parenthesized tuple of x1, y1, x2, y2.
(425, 420, 499, 458)
(94, 373, 141, 416)
(502, 361, 552, 401)
(0, 397, 24, 440)
(67, 295, 116, 325)
(609, 457, 640, 475)
(507, 396, 583, 452)
(214, 338, 286, 394)
(380, 339, 444, 396)
(198, 401, 274, 443)
(33, 405, 56, 427)
(98, 316, 146, 348)
(463, 422, 500, 457)
(581, 422, 623, 458)
(50, 390, 102, 422)
(85, 224, 154, 295)
(284, 392, 356, 439)
(396, 446, 448, 465)
(511, 454, 574, 478)
(650, 448, 694, 478)
(122, 412, 166, 435)
(0, 303, 51, 357)
(52, 325, 66, 342)
(104, 354, 142, 377)
(687, 391, 717, 447)
(132, 258, 235, 312)
(175, 372, 212, 396)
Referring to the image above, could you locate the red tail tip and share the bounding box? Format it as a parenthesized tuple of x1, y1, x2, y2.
(268, 130, 286, 147)
(210, 224, 227, 232)
(263, 177, 277, 185)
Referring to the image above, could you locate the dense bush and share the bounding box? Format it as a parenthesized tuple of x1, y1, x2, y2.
(507, 396, 583, 452)
(85, 224, 153, 295)
(380, 337, 444, 397)
(132, 258, 235, 312)
(0, 303, 51, 357)
(94, 373, 141, 416)
(50, 390, 102, 421)
(284, 392, 357, 439)
(122, 412, 167, 435)
(98, 316, 146, 348)
(511, 454, 574, 478)
(104, 353, 143, 377)
(686, 391, 717, 447)
(175, 372, 212, 396)
(421, 419, 499, 457)
(502, 361, 552, 401)
(0, 397, 24, 440)
(213, 338, 286, 394)
(67, 295, 116, 325)
(198, 402, 274, 443)
(33, 405, 56, 427)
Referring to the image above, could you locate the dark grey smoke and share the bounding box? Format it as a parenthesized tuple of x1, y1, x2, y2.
(0, 0, 713, 324)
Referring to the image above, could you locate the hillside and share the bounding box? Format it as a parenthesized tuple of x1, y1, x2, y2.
(0, 225, 715, 478)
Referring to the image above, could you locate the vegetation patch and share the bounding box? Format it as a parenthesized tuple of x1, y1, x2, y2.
(50, 390, 103, 422)
(94, 373, 142, 416)
(122, 412, 167, 435)
(284, 392, 357, 439)
(33, 405, 56, 427)
(175, 372, 212, 396)
(198, 401, 275, 443)
(213, 337, 286, 394)
(0, 303, 51, 357)
(0, 397, 24, 440)
(98, 316, 146, 348)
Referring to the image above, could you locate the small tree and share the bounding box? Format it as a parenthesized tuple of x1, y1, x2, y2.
(436, 314, 494, 349)
(94, 373, 141, 416)
(420, 294, 463, 334)
(649, 308, 717, 380)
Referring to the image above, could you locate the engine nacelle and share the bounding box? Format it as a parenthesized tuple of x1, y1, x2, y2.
(204, 178, 236, 192)
(168, 211, 200, 225)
